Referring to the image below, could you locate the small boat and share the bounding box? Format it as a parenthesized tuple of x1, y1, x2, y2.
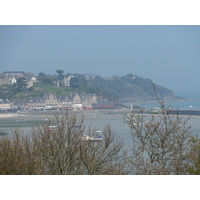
(48, 125, 57, 131)
(81, 135, 103, 142)
(96, 130, 103, 134)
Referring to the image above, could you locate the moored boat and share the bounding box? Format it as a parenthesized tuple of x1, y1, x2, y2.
(81, 134, 103, 141)
(48, 125, 58, 131)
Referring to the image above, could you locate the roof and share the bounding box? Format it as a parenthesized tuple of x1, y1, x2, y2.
(70, 93, 96, 99)
(27, 98, 45, 103)
(3, 71, 25, 74)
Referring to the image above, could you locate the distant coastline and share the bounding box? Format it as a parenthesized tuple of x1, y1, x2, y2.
(132, 96, 200, 104)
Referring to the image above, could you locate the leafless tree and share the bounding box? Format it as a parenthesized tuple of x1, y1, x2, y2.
(0, 129, 39, 175)
(124, 86, 198, 175)
(0, 111, 127, 175)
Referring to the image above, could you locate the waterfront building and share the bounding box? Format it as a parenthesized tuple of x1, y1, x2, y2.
(0, 99, 12, 111)
(20, 92, 114, 110)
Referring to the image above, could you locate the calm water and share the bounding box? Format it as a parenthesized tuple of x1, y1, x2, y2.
(1, 99, 200, 149)
(141, 99, 200, 110)
(0, 111, 133, 148)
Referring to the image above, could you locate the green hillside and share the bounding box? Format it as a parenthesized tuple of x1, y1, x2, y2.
(87, 74, 174, 99)
(0, 73, 174, 102)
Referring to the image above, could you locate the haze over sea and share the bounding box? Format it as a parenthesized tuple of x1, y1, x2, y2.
(142, 99, 200, 110)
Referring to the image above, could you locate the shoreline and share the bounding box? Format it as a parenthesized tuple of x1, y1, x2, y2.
(1, 107, 200, 119)
(0, 113, 26, 118)
(0, 97, 199, 119)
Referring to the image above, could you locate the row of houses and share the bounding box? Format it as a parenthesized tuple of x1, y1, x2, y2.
(0, 71, 115, 111)
(25, 93, 114, 110)
(0, 71, 25, 85)
(0, 71, 74, 88)
(0, 71, 37, 88)
(0, 93, 113, 111)
(0, 71, 105, 89)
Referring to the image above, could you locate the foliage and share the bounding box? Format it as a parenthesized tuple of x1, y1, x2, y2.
(0, 84, 18, 99)
(16, 77, 27, 92)
(88, 74, 174, 99)
(56, 70, 64, 80)
(0, 73, 174, 102)
(187, 138, 200, 174)
(37, 73, 55, 85)
(1, 103, 200, 174)
(38, 72, 47, 78)
(0, 112, 127, 175)
(124, 87, 198, 175)
(70, 77, 80, 88)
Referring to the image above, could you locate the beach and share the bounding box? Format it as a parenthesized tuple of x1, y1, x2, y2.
(0, 113, 26, 118)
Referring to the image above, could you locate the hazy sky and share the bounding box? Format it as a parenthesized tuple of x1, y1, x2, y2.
(0, 25, 200, 98)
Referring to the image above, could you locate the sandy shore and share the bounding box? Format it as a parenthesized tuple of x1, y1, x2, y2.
(0, 113, 27, 118)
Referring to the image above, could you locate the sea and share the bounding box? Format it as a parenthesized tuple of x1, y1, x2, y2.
(1, 99, 200, 149)
(140, 99, 200, 110)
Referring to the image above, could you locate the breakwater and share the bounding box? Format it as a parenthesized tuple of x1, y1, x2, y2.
(169, 109, 200, 116)
(136, 109, 200, 116)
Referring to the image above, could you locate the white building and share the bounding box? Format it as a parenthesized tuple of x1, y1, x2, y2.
(27, 77, 37, 88)
(0, 99, 11, 110)
(63, 76, 74, 87)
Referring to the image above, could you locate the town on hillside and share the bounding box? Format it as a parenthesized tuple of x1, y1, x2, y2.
(0, 71, 116, 112)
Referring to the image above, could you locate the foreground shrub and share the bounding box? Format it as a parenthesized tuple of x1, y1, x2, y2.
(124, 97, 200, 175)
(0, 112, 127, 175)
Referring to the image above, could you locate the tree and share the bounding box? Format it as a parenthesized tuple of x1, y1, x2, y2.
(124, 86, 198, 175)
(56, 70, 64, 80)
(16, 77, 27, 92)
(187, 138, 200, 174)
(38, 72, 47, 77)
(70, 77, 79, 88)
(41, 78, 54, 85)
(0, 112, 127, 175)
(37, 73, 53, 85)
